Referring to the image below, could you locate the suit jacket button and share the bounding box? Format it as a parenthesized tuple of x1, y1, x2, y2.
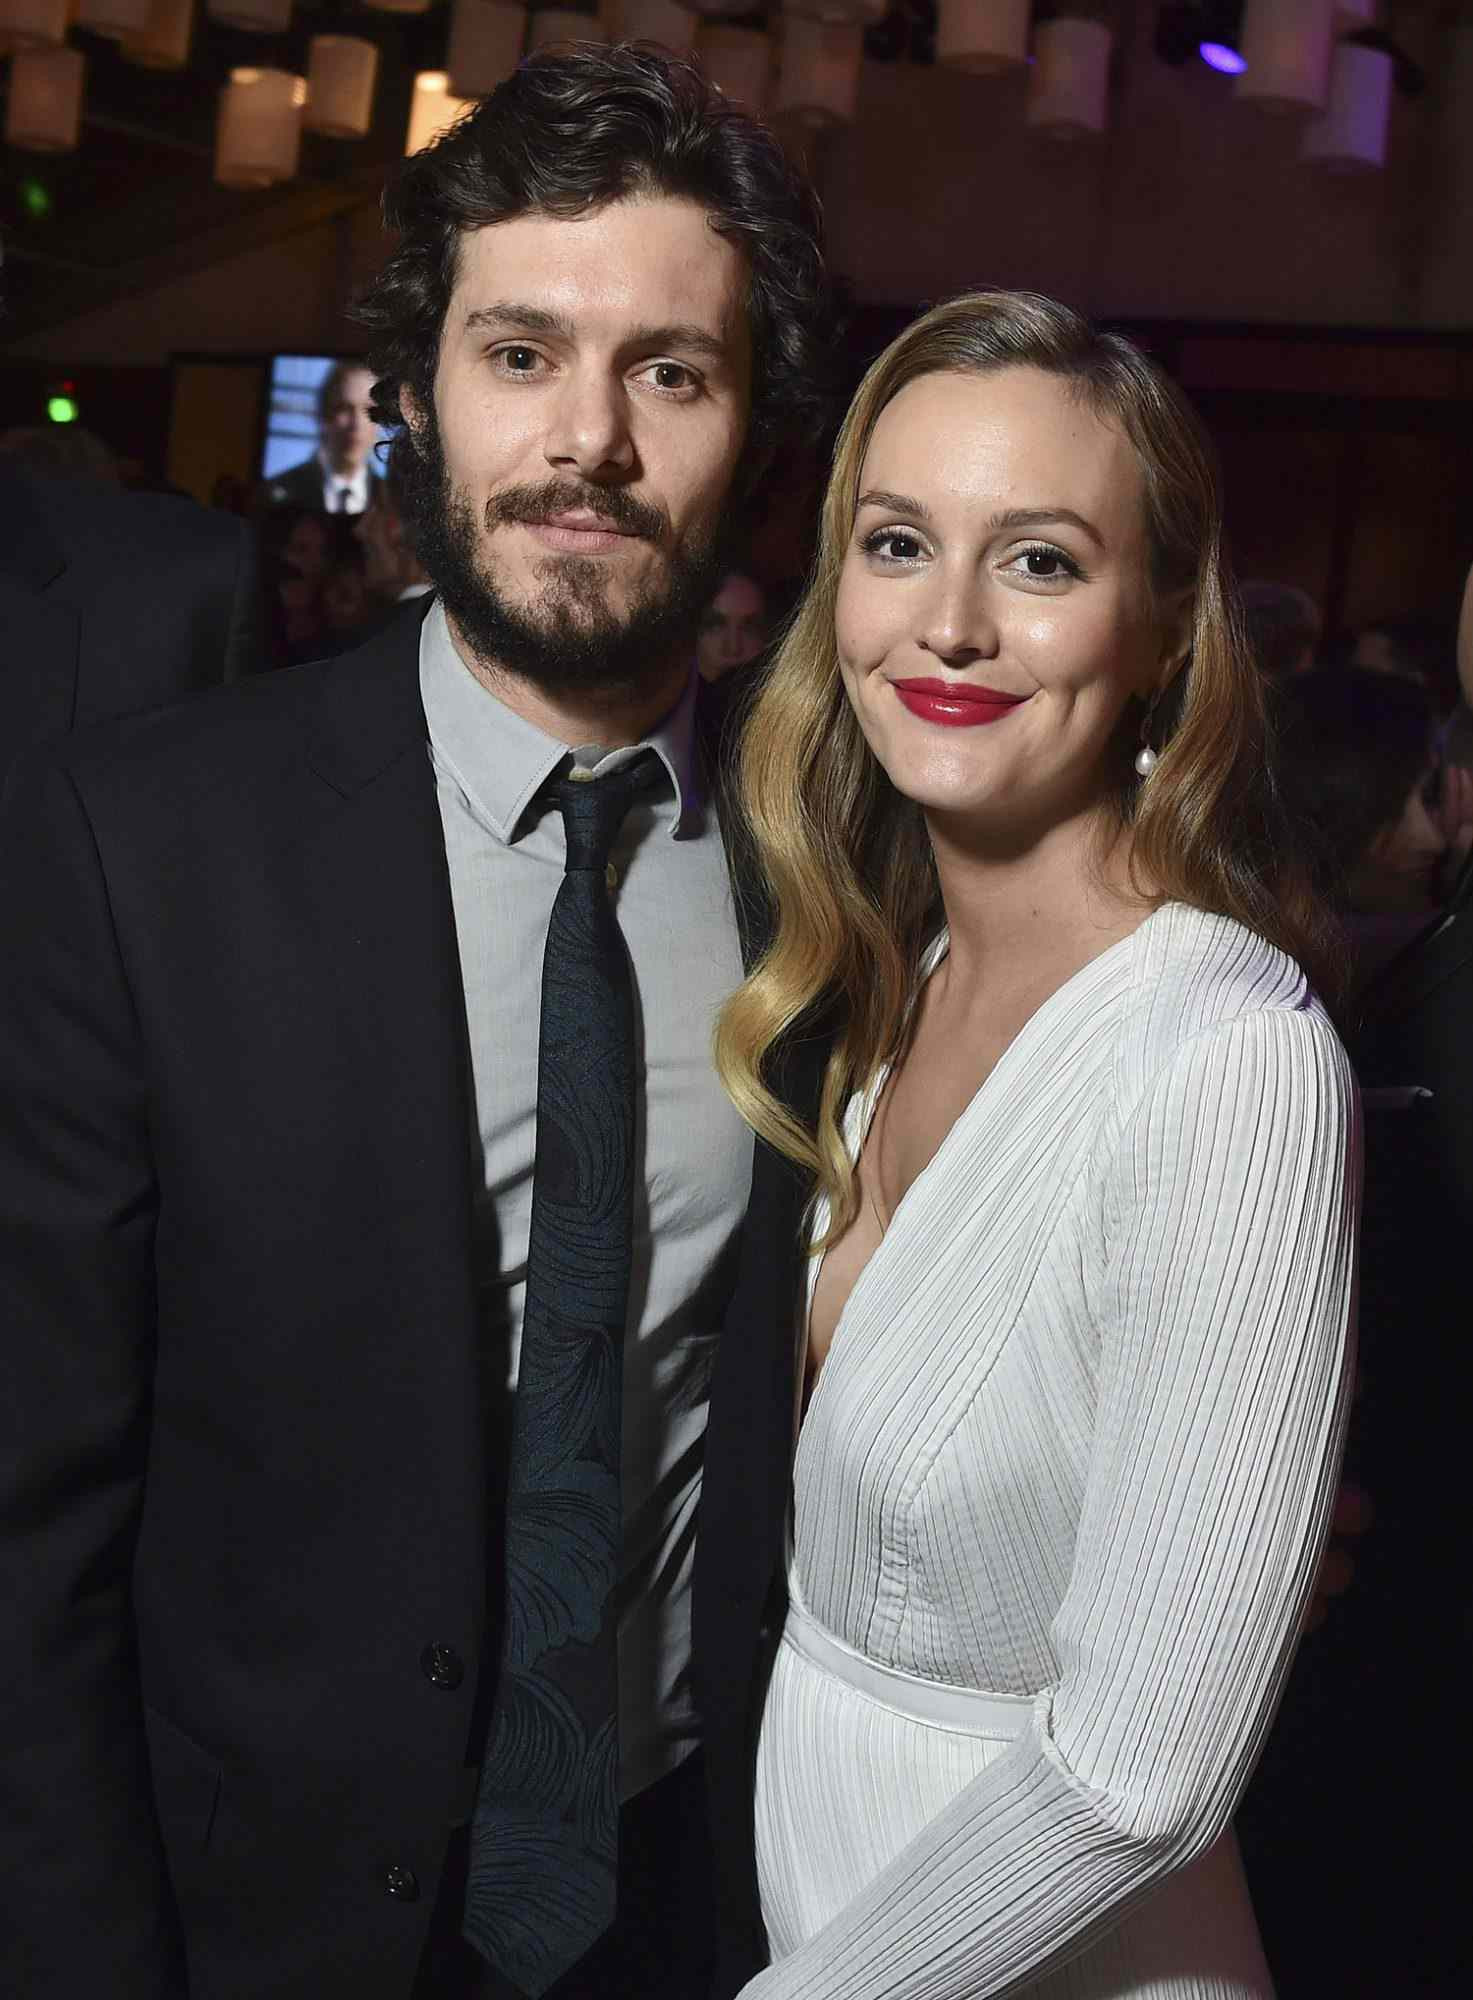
(421, 1642, 465, 1690)
(385, 1864, 420, 1902)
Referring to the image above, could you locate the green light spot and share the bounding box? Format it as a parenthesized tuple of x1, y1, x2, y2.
(21, 179, 51, 221)
(47, 395, 79, 425)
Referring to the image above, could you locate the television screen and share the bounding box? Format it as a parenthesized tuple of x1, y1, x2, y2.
(258, 353, 389, 506)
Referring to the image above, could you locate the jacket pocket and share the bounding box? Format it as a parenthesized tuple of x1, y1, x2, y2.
(144, 1702, 223, 1854)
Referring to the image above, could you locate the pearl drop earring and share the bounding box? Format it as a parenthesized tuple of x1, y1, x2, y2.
(1134, 742, 1158, 778)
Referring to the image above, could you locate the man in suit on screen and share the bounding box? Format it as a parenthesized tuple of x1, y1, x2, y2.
(262, 357, 383, 515)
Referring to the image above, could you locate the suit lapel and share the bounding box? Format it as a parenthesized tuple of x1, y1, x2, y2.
(298, 614, 484, 1488)
(694, 674, 772, 975)
(0, 472, 79, 774)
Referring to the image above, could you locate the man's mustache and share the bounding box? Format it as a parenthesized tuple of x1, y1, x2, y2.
(486, 479, 669, 544)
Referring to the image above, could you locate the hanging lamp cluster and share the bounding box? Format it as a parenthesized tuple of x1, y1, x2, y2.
(0, 0, 1420, 176)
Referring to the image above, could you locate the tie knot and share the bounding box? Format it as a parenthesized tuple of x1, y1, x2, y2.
(553, 752, 660, 873)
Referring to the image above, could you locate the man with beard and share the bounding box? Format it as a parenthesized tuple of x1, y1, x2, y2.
(0, 46, 829, 2000)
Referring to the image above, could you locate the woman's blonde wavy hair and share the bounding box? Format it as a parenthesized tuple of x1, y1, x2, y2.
(714, 290, 1334, 1246)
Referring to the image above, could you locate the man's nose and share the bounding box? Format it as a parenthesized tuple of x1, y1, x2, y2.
(542, 368, 636, 481)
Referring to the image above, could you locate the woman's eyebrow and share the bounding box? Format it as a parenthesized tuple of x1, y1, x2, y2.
(855, 488, 932, 522)
(988, 505, 1105, 550)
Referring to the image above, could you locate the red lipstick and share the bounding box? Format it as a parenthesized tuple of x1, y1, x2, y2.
(889, 679, 1029, 728)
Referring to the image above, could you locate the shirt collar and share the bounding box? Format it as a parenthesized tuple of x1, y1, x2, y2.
(418, 596, 702, 847)
(316, 448, 370, 509)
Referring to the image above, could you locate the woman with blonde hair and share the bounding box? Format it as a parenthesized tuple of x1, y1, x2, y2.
(695, 292, 1358, 1999)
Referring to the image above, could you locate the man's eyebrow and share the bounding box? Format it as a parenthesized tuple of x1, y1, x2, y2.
(988, 505, 1105, 550)
(462, 304, 732, 366)
(463, 303, 574, 338)
(855, 488, 932, 522)
(625, 322, 732, 365)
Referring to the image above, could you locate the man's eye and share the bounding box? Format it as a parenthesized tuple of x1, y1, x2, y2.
(498, 347, 539, 373)
(647, 362, 695, 392)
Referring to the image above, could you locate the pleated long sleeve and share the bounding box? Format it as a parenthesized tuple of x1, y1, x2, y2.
(745, 907, 1358, 2000)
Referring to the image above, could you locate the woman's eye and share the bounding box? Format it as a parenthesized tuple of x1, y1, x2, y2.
(864, 529, 925, 563)
(1013, 545, 1079, 581)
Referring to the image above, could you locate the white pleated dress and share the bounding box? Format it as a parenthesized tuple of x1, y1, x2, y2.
(748, 904, 1359, 2000)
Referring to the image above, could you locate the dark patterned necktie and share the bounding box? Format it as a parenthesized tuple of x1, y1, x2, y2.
(464, 752, 658, 1998)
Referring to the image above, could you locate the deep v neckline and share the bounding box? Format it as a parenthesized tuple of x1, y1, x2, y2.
(800, 908, 1164, 1417)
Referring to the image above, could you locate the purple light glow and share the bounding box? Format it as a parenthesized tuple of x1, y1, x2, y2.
(1199, 41, 1247, 75)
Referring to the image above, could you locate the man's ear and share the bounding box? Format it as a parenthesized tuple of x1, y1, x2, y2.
(400, 384, 428, 440)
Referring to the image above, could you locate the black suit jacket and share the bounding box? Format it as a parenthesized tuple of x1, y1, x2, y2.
(0, 469, 260, 787)
(1351, 855, 1473, 1594)
(692, 1049, 826, 1999)
(262, 455, 381, 513)
(0, 607, 809, 1998)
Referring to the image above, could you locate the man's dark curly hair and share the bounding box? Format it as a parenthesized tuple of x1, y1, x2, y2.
(353, 43, 834, 455)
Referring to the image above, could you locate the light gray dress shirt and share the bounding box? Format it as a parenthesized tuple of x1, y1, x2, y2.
(419, 599, 753, 1800)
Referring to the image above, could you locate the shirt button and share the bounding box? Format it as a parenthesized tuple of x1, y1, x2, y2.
(385, 1863, 420, 1901)
(420, 1642, 465, 1690)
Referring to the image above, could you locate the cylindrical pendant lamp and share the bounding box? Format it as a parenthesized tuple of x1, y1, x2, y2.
(405, 69, 475, 155)
(447, 0, 525, 98)
(1301, 40, 1392, 169)
(1026, 18, 1110, 139)
(601, 0, 693, 55)
(1235, 0, 1335, 113)
(697, 23, 770, 113)
(0, 0, 70, 46)
(362, 0, 430, 15)
(5, 43, 83, 151)
(205, 0, 291, 30)
(214, 67, 305, 188)
(775, 17, 860, 129)
(123, 0, 194, 69)
(526, 7, 607, 50)
(76, 0, 151, 36)
(305, 36, 377, 138)
(936, 0, 1030, 75)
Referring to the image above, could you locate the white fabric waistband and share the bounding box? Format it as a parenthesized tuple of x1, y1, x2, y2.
(781, 1594, 1033, 1741)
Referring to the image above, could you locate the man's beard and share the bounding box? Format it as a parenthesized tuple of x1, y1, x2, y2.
(395, 412, 731, 704)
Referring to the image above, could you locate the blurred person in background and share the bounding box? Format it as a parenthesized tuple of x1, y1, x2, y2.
(0, 421, 121, 486)
(1302, 554, 1473, 1999)
(1239, 577, 1320, 680)
(696, 568, 769, 683)
(1, 451, 260, 784)
(256, 506, 340, 669)
(283, 507, 333, 582)
(320, 541, 375, 650)
(261, 358, 381, 515)
(1348, 615, 1448, 694)
(1442, 558, 1473, 779)
(355, 453, 434, 611)
(1275, 667, 1470, 992)
(210, 471, 251, 515)
(695, 567, 773, 755)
